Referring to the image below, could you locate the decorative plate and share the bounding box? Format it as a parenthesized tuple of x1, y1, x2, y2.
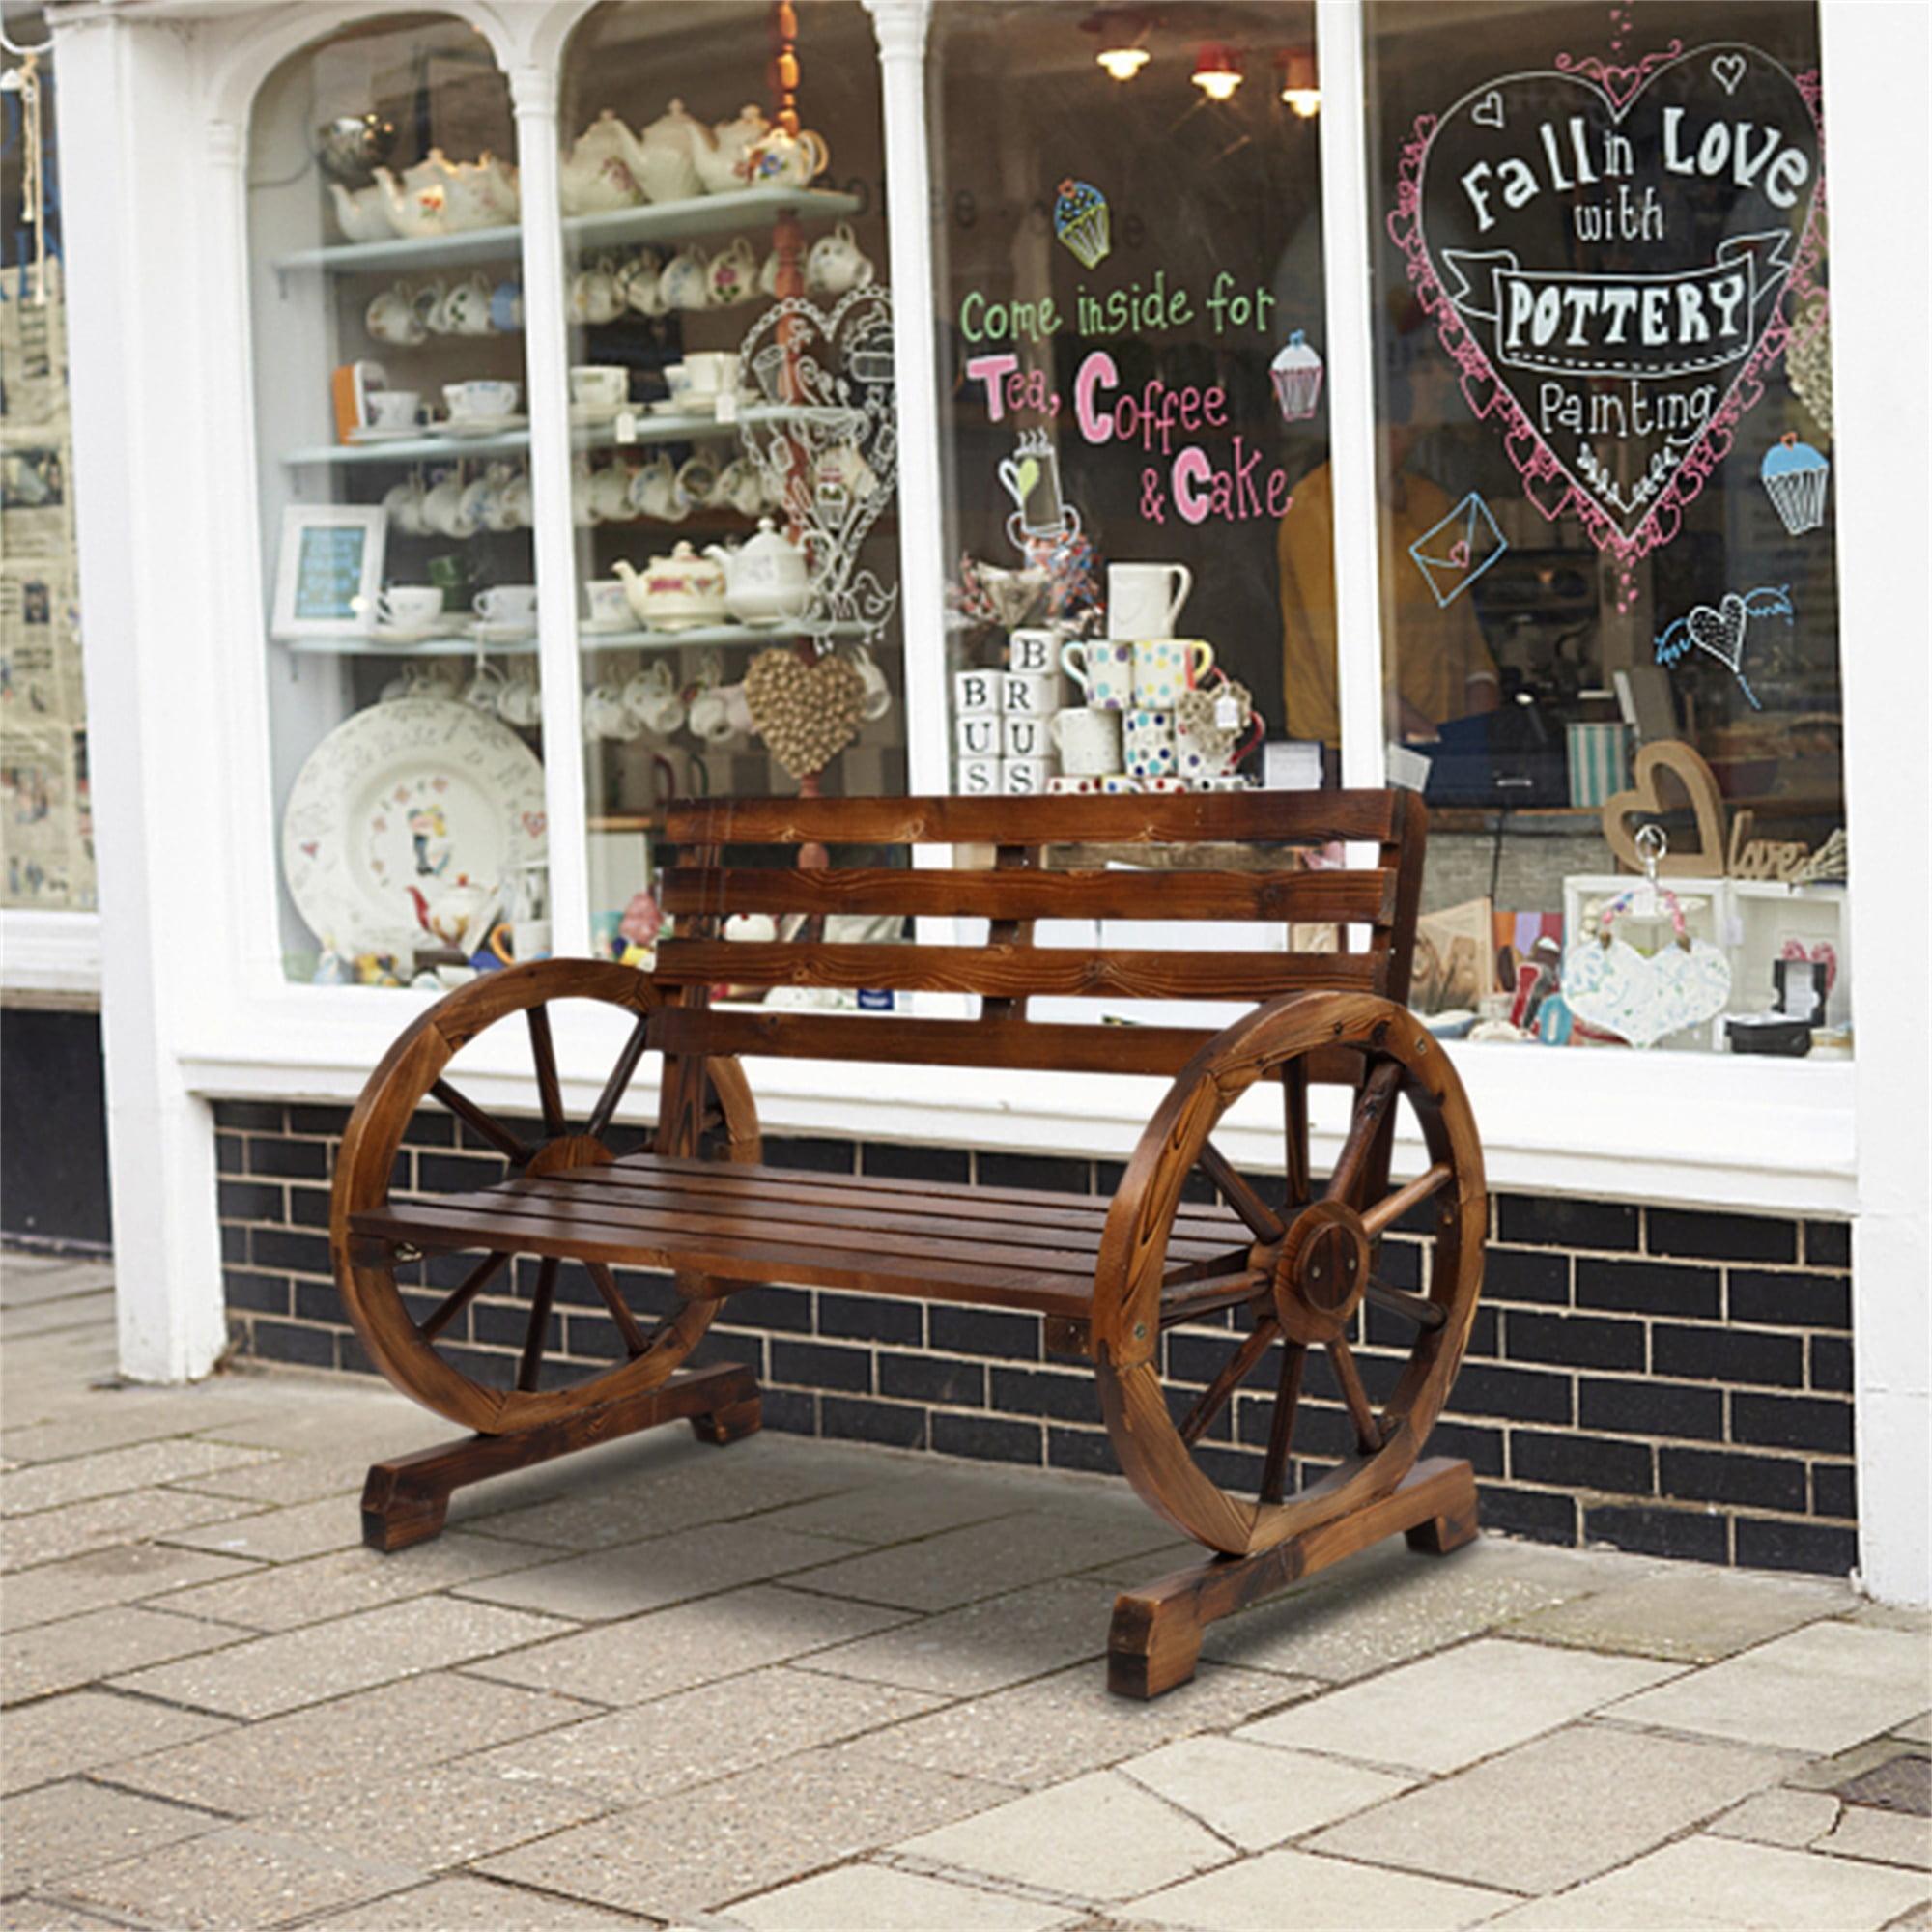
(282, 696, 547, 952)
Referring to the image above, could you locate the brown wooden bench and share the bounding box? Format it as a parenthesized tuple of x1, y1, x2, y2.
(331, 790, 1486, 1696)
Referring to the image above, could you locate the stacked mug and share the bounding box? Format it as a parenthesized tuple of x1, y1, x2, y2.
(1052, 636, 1216, 793)
(953, 629, 1063, 795)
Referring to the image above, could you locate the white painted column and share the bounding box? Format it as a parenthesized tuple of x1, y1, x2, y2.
(1314, 0, 1386, 790)
(54, 14, 227, 1381)
(865, 0, 950, 801)
(1820, 0, 1930, 1608)
(510, 61, 592, 955)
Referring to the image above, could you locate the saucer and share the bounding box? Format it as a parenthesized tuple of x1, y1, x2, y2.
(570, 402, 626, 425)
(368, 622, 450, 646)
(349, 423, 426, 443)
(580, 617, 636, 636)
(469, 619, 538, 645)
(436, 413, 529, 438)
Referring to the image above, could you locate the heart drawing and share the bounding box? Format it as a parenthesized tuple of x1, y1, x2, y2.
(1387, 41, 1824, 582)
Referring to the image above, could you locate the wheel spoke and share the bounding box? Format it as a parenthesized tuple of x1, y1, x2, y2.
(527, 1007, 567, 1139)
(1282, 1058, 1310, 1211)
(1327, 1336, 1383, 1454)
(1364, 1276, 1447, 1331)
(1196, 1140, 1283, 1243)
(1179, 1315, 1279, 1448)
(430, 1080, 531, 1164)
(419, 1250, 508, 1341)
(517, 1258, 558, 1392)
(1360, 1163, 1453, 1242)
(1258, 1340, 1306, 1506)
(585, 1262, 652, 1358)
(584, 1014, 653, 1143)
(1325, 1062, 1403, 1208)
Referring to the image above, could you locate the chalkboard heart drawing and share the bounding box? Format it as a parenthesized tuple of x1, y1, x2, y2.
(1655, 583, 1792, 708)
(1563, 929, 1732, 1049)
(1388, 42, 1824, 586)
(1686, 593, 1747, 673)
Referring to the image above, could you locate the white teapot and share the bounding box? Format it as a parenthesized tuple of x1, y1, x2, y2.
(612, 542, 727, 630)
(375, 150, 517, 236)
(559, 111, 644, 215)
(373, 157, 455, 237)
(706, 518, 812, 626)
(328, 181, 396, 242)
(738, 124, 830, 189)
(460, 152, 521, 226)
(621, 99, 706, 203)
(698, 103, 771, 194)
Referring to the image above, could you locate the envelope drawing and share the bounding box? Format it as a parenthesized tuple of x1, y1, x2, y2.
(1407, 491, 1509, 608)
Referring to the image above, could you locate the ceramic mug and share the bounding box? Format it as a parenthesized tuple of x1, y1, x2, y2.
(473, 583, 538, 630)
(624, 665, 686, 734)
(440, 274, 495, 336)
(496, 672, 542, 726)
(1008, 628, 1057, 674)
(1124, 708, 1177, 779)
(365, 281, 426, 345)
(679, 351, 739, 396)
(1050, 706, 1122, 776)
(805, 222, 874, 298)
(584, 579, 631, 629)
(583, 683, 640, 742)
(1108, 562, 1194, 639)
(955, 712, 1000, 758)
(1060, 639, 1134, 710)
(378, 584, 443, 630)
(707, 238, 759, 307)
(658, 246, 712, 312)
(1045, 774, 1101, 795)
(957, 756, 1001, 796)
(629, 454, 683, 522)
(852, 644, 891, 722)
(619, 250, 667, 316)
(570, 365, 627, 411)
(1132, 638, 1214, 709)
(1001, 756, 1050, 796)
(1000, 670, 1059, 717)
(365, 389, 420, 432)
(1003, 715, 1048, 759)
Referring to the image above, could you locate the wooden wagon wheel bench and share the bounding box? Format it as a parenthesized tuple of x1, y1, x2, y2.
(330, 790, 1486, 1698)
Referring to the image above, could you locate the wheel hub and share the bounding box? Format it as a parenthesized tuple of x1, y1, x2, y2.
(1271, 1200, 1371, 1344)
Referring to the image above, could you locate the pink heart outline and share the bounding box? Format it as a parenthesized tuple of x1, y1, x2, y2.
(1386, 46, 1827, 588)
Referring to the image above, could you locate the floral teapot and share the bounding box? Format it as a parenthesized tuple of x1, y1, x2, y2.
(617, 99, 707, 203)
(327, 181, 395, 242)
(559, 110, 644, 215)
(706, 518, 811, 626)
(612, 542, 727, 630)
(697, 103, 771, 194)
(373, 150, 517, 236)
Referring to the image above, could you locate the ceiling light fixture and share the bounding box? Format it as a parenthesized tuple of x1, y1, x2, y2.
(1191, 43, 1242, 101)
(1278, 46, 1320, 117)
(1083, 9, 1153, 82)
(1096, 43, 1151, 80)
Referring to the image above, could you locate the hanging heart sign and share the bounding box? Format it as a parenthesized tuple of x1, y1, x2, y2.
(1563, 932, 1732, 1049)
(1389, 43, 1822, 572)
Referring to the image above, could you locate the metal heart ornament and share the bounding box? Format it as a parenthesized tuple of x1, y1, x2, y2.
(1388, 42, 1823, 583)
(1562, 931, 1731, 1049)
(743, 647, 867, 780)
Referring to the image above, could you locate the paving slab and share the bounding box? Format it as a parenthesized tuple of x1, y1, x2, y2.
(0, 1544, 260, 1633)
(895, 1767, 1233, 1902)
(1305, 1718, 1790, 1893)
(475, 1743, 1008, 1918)
(309, 1875, 655, 1929)
(0, 1490, 258, 1573)
(1605, 1619, 1932, 1756)
(0, 1902, 128, 1930)
(1481, 1833, 1930, 1928)
(0, 1691, 233, 1796)
(464, 1581, 910, 1706)
(1115, 1737, 1413, 1852)
(1, 1293, 116, 1339)
(466, 1662, 943, 1805)
(0, 1441, 273, 1518)
(1711, 1786, 1844, 1847)
(108, 1671, 603, 1815)
(1819, 1805, 1932, 1871)
(3, 1605, 241, 1706)
(451, 1520, 862, 1621)
(54, 1826, 424, 1931)
(107, 1595, 575, 1719)
(785, 1510, 1179, 1613)
(157, 1496, 375, 1566)
(748, 1470, 1041, 1548)
(165, 1455, 377, 1508)
(0, 1779, 215, 1898)
(1, 1395, 276, 1466)
(854, 1661, 1301, 1791)
(1234, 1637, 1681, 1776)
(733, 1861, 1076, 1929)
(1508, 1565, 1851, 1662)
(1199, 1537, 1615, 1684)
(155, 1532, 550, 1633)
(796, 1577, 1118, 1697)
(1125, 1845, 1517, 1930)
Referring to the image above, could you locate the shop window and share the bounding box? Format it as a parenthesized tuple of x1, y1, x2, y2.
(1366, 0, 1848, 1056)
(557, 0, 900, 955)
(248, 15, 544, 988)
(931, 2, 1332, 805)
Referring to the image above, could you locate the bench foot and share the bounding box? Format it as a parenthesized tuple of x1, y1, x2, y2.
(360, 1362, 761, 1553)
(1107, 1457, 1479, 1699)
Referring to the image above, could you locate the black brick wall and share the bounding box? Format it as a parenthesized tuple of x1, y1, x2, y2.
(214, 1101, 1858, 1578)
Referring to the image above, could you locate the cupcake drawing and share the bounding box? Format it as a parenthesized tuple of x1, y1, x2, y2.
(1054, 180, 1111, 269)
(1760, 433, 1831, 535)
(1270, 331, 1324, 422)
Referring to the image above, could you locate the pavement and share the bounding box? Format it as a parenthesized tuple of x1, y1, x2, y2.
(2, 1250, 1927, 1932)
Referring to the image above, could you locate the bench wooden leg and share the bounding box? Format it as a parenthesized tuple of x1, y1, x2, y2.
(360, 1361, 761, 1553)
(1107, 1457, 1479, 1699)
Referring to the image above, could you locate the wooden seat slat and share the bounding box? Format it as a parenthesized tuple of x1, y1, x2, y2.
(666, 790, 1401, 848)
(658, 866, 1394, 925)
(653, 940, 1378, 1001)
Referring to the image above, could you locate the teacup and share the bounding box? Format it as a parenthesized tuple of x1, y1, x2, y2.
(658, 246, 712, 312)
(588, 461, 637, 524)
(380, 665, 455, 703)
(1050, 706, 1122, 775)
(489, 278, 524, 332)
(674, 455, 717, 511)
(414, 277, 450, 333)
(499, 470, 534, 528)
(628, 454, 683, 522)
(584, 579, 631, 629)
(624, 664, 685, 734)
(678, 351, 739, 395)
(439, 273, 495, 336)
(572, 455, 602, 528)
(688, 682, 752, 745)
(479, 463, 522, 533)
(421, 474, 478, 539)
(852, 644, 891, 722)
(457, 472, 498, 534)
(583, 683, 640, 742)
(365, 389, 421, 432)
(570, 365, 628, 412)
(378, 584, 444, 631)
(1124, 707, 1177, 779)
(569, 256, 624, 325)
(806, 222, 874, 298)
(712, 457, 764, 518)
(462, 662, 507, 710)
(473, 583, 538, 631)
(758, 247, 785, 298)
(1060, 639, 1134, 710)
(443, 379, 520, 422)
(496, 671, 542, 726)
(706, 239, 759, 307)
(1131, 639, 1214, 709)
(383, 475, 428, 535)
(365, 281, 426, 346)
(619, 250, 666, 316)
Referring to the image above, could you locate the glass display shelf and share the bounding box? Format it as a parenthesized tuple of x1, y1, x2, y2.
(270, 186, 865, 277)
(284, 404, 847, 467)
(278, 618, 881, 658)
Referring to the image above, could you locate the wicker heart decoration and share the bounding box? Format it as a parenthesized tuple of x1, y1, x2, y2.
(744, 648, 866, 780)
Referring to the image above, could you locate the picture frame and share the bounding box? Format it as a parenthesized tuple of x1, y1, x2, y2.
(270, 504, 384, 640)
